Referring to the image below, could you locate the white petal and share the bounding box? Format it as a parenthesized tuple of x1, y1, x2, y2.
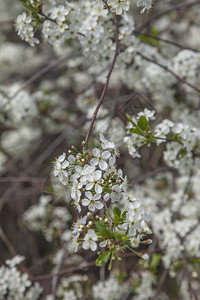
(85, 191, 92, 199)
(58, 153, 66, 162)
(82, 199, 90, 206)
(94, 170, 102, 180)
(102, 151, 111, 159)
(75, 165, 82, 173)
(95, 184, 102, 194)
(88, 204, 95, 211)
(86, 183, 94, 190)
(90, 158, 99, 166)
(95, 201, 104, 210)
(90, 241, 97, 251)
(93, 148, 100, 157)
(99, 160, 108, 170)
(62, 161, 69, 168)
(82, 241, 89, 250)
(104, 193, 110, 201)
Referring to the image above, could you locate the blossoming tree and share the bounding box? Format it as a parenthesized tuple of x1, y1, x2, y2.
(0, 0, 200, 299)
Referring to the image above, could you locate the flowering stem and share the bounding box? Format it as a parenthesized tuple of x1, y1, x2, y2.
(137, 52, 200, 94)
(84, 15, 120, 148)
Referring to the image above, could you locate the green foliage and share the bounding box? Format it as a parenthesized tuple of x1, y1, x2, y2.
(137, 116, 149, 131)
(138, 27, 160, 48)
(95, 220, 114, 239)
(149, 253, 162, 271)
(96, 250, 112, 266)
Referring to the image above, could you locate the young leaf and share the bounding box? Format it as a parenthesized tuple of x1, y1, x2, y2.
(95, 220, 113, 238)
(137, 116, 149, 131)
(126, 114, 137, 127)
(96, 250, 111, 266)
(113, 206, 121, 226)
(149, 253, 162, 270)
(129, 127, 143, 136)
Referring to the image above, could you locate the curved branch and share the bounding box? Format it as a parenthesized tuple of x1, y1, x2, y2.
(84, 15, 120, 148)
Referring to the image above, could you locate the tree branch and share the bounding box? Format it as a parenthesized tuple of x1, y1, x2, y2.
(137, 52, 200, 94)
(84, 15, 120, 148)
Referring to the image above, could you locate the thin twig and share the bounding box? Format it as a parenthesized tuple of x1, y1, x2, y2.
(150, 269, 168, 300)
(84, 15, 120, 147)
(0, 227, 34, 280)
(133, 30, 200, 53)
(137, 52, 200, 94)
(182, 253, 199, 300)
(32, 261, 96, 281)
(138, 0, 200, 31)
(0, 227, 17, 256)
(0, 53, 80, 112)
(51, 242, 68, 300)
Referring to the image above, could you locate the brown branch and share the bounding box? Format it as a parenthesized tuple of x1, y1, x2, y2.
(32, 261, 96, 281)
(51, 242, 68, 300)
(137, 52, 200, 94)
(133, 30, 200, 53)
(182, 253, 199, 300)
(84, 15, 120, 148)
(0, 53, 80, 112)
(0, 177, 48, 183)
(0, 227, 34, 280)
(150, 269, 168, 300)
(38, 11, 57, 23)
(0, 227, 17, 257)
(138, 0, 200, 31)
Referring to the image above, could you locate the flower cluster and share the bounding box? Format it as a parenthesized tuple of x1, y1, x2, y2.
(23, 194, 72, 242)
(107, 0, 129, 15)
(53, 134, 151, 265)
(124, 108, 200, 171)
(15, 12, 39, 47)
(0, 256, 42, 300)
(136, 0, 155, 14)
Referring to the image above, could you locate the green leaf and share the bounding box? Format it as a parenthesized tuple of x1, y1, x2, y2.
(113, 206, 121, 226)
(126, 114, 137, 127)
(187, 258, 200, 264)
(95, 221, 113, 238)
(96, 250, 111, 266)
(137, 116, 149, 131)
(114, 232, 128, 241)
(149, 253, 162, 270)
(106, 208, 110, 219)
(129, 127, 143, 136)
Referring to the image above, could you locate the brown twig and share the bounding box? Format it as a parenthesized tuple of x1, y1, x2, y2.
(0, 53, 80, 112)
(32, 261, 96, 281)
(150, 269, 168, 300)
(51, 241, 68, 300)
(137, 52, 200, 94)
(84, 15, 120, 148)
(0, 227, 34, 280)
(0, 227, 17, 256)
(182, 253, 199, 300)
(138, 0, 200, 31)
(133, 30, 200, 53)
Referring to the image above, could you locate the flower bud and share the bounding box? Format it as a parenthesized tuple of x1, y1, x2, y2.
(88, 221, 93, 226)
(87, 212, 93, 218)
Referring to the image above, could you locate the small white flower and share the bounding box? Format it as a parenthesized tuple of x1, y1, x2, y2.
(82, 229, 98, 251)
(54, 153, 69, 184)
(49, 5, 70, 23)
(100, 134, 115, 150)
(85, 170, 103, 194)
(107, 0, 129, 15)
(90, 148, 111, 170)
(82, 191, 103, 211)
